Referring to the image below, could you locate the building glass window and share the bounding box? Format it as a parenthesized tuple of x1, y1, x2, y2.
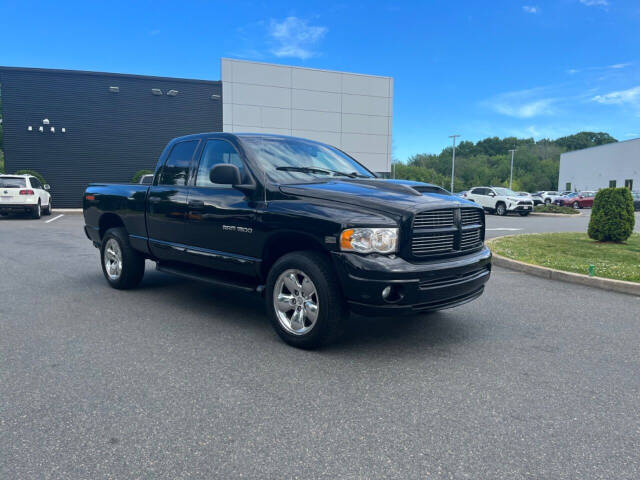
(624, 179, 633, 190)
(158, 140, 198, 186)
(609, 180, 616, 188)
(565, 182, 572, 191)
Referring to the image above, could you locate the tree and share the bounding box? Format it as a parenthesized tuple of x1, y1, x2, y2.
(588, 188, 635, 242)
(394, 131, 616, 192)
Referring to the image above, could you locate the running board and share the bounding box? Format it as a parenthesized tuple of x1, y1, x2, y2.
(156, 263, 263, 294)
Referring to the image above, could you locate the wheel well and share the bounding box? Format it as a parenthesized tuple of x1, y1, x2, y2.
(495, 201, 506, 207)
(99, 213, 125, 238)
(261, 233, 328, 280)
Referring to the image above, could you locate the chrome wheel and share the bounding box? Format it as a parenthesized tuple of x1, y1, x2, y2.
(273, 269, 319, 335)
(103, 238, 123, 280)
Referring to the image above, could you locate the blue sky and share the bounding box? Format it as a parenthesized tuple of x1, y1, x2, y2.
(2, 0, 639, 160)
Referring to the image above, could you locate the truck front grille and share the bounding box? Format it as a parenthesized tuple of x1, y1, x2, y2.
(460, 208, 483, 225)
(411, 207, 484, 258)
(412, 233, 455, 255)
(413, 209, 454, 228)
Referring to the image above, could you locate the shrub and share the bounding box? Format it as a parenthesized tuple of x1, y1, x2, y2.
(14, 169, 47, 186)
(588, 188, 635, 242)
(534, 204, 580, 215)
(131, 169, 153, 183)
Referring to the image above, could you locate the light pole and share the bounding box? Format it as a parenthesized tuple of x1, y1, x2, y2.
(449, 134, 460, 193)
(508, 149, 516, 190)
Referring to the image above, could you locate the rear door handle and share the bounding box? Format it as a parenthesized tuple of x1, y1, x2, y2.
(189, 200, 205, 210)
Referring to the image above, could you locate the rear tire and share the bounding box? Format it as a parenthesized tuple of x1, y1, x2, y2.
(544, 198, 551, 205)
(100, 227, 145, 289)
(31, 201, 41, 219)
(265, 251, 346, 349)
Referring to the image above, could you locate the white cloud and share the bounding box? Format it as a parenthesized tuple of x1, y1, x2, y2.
(485, 88, 557, 118)
(608, 63, 631, 69)
(268, 17, 327, 60)
(579, 0, 609, 6)
(592, 86, 640, 105)
(522, 5, 539, 14)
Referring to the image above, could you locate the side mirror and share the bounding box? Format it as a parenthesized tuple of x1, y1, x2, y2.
(488, 192, 496, 197)
(43, 184, 50, 191)
(210, 164, 241, 185)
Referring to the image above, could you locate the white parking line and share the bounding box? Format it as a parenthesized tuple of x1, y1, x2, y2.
(45, 214, 64, 223)
(486, 228, 522, 231)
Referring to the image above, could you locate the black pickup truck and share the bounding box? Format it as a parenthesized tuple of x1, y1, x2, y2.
(83, 133, 491, 348)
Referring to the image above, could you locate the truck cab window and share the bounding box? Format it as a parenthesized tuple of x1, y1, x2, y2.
(159, 140, 198, 186)
(195, 139, 245, 187)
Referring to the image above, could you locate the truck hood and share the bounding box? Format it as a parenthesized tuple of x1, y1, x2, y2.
(279, 179, 478, 216)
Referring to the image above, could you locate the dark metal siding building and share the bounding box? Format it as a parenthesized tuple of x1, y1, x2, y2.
(0, 67, 222, 207)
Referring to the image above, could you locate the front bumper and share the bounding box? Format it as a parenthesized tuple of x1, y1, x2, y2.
(331, 246, 491, 316)
(507, 203, 533, 212)
(0, 203, 38, 213)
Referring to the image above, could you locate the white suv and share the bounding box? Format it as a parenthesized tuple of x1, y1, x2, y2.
(0, 174, 52, 219)
(464, 186, 533, 216)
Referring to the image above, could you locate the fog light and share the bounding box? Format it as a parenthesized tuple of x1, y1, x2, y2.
(382, 286, 392, 299)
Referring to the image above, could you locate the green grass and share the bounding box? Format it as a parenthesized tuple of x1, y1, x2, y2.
(491, 233, 640, 283)
(534, 204, 580, 214)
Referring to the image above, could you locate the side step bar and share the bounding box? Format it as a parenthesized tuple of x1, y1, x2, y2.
(156, 263, 264, 294)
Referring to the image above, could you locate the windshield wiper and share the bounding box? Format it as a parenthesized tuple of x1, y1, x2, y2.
(276, 166, 333, 175)
(275, 166, 366, 178)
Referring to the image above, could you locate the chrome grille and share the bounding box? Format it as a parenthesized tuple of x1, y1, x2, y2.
(413, 209, 454, 229)
(410, 207, 484, 258)
(460, 229, 482, 249)
(412, 233, 455, 256)
(460, 208, 483, 225)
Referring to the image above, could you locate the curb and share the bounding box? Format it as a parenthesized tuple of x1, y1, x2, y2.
(530, 212, 583, 217)
(487, 238, 640, 297)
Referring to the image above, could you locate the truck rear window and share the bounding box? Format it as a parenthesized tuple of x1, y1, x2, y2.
(0, 177, 26, 188)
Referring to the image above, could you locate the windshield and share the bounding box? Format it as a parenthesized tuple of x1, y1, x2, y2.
(0, 177, 26, 188)
(493, 188, 517, 196)
(240, 137, 375, 184)
(565, 192, 578, 198)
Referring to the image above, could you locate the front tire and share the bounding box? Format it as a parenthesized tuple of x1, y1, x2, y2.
(43, 198, 52, 215)
(265, 251, 346, 349)
(495, 202, 507, 216)
(544, 198, 551, 205)
(518, 211, 530, 216)
(100, 227, 145, 289)
(572, 201, 580, 209)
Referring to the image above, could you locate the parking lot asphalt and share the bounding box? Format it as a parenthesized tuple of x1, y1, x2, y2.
(1, 212, 640, 479)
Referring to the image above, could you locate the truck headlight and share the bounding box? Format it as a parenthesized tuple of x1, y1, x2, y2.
(340, 228, 398, 254)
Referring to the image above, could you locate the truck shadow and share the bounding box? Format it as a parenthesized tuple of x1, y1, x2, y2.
(138, 270, 479, 353)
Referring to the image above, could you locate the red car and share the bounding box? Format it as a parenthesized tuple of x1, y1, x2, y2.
(555, 191, 596, 209)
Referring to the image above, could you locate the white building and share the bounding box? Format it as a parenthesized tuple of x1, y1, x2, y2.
(558, 138, 640, 192)
(221, 58, 393, 174)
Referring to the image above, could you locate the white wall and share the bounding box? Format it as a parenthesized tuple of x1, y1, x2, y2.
(558, 138, 640, 191)
(221, 58, 393, 173)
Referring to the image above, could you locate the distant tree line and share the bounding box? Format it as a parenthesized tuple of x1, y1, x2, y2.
(393, 131, 617, 192)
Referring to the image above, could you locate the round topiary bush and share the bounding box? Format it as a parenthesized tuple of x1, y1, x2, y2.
(131, 169, 154, 183)
(14, 169, 47, 186)
(588, 187, 635, 242)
